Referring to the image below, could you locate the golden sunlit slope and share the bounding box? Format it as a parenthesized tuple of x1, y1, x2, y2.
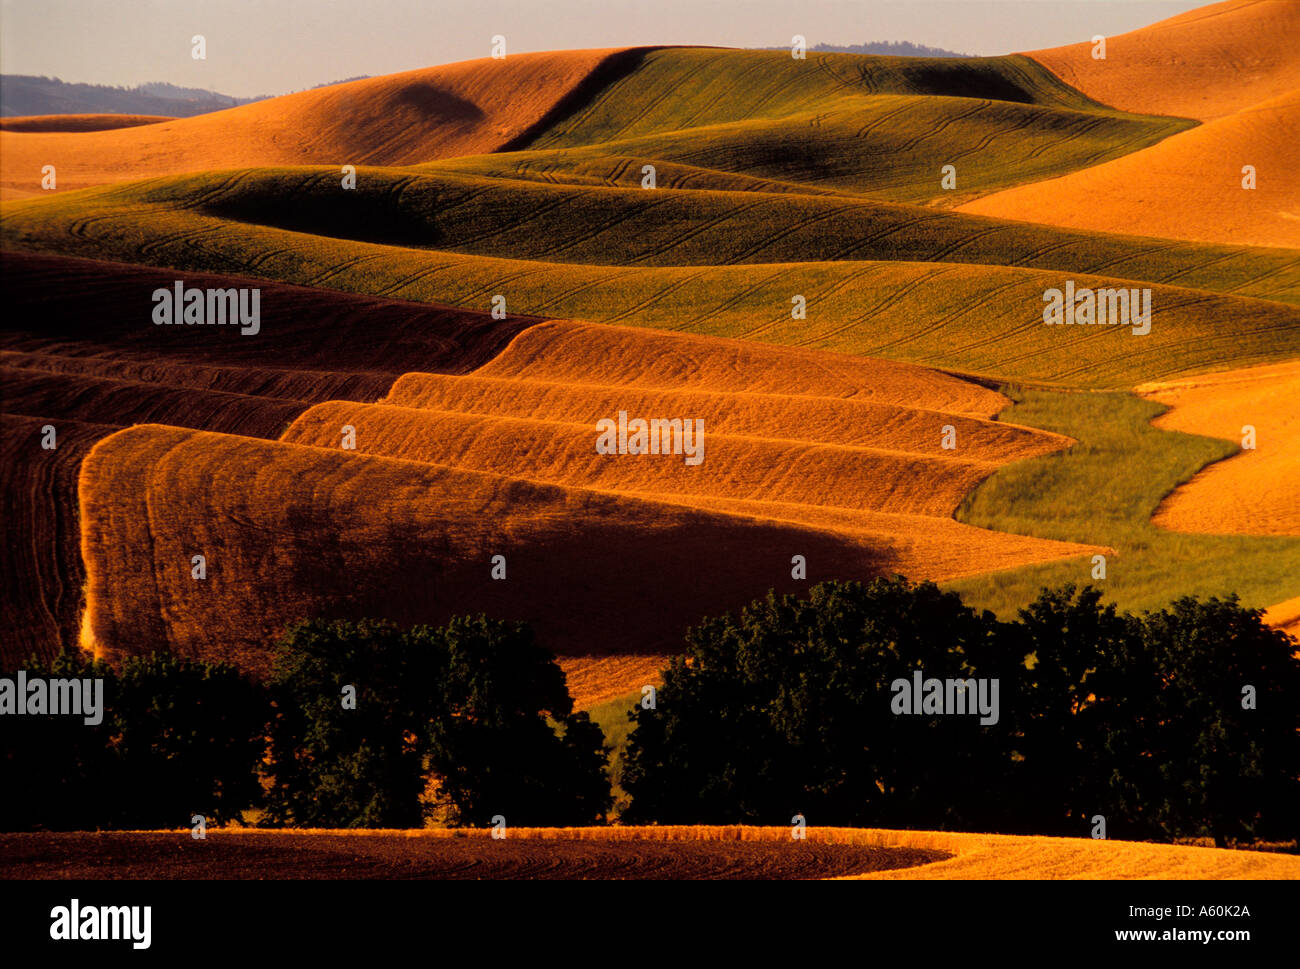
(383, 372, 1054, 461)
(960, 90, 1300, 248)
(1137, 360, 1300, 537)
(76, 321, 1096, 677)
(1025, 0, 1299, 121)
(283, 320, 1094, 599)
(78, 424, 916, 674)
(0, 251, 544, 666)
(471, 320, 1011, 417)
(1263, 597, 1300, 640)
(0, 48, 636, 199)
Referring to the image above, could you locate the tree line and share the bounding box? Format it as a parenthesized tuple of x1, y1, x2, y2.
(2, 579, 1296, 844)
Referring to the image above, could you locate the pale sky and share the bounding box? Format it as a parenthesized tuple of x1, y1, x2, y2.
(0, 0, 1208, 99)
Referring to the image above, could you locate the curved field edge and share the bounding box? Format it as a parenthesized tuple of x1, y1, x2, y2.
(1134, 361, 1300, 537)
(7, 827, 1293, 879)
(946, 385, 1300, 618)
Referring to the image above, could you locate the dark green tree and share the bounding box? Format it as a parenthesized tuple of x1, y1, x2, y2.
(264, 616, 611, 828)
(621, 577, 1012, 827)
(427, 615, 611, 826)
(108, 653, 269, 828)
(0, 649, 115, 831)
(1128, 596, 1300, 846)
(264, 619, 444, 827)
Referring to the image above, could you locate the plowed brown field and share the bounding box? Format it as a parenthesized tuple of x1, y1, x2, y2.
(0, 49, 639, 199)
(1025, 0, 1299, 121)
(0, 830, 944, 880)
(3, 827, 1294, 880)
(1137, 360, 1300, 536)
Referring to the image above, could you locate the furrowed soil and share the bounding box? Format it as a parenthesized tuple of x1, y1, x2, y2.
(0, 831, 943, 880)
(3, 827, 1296, 880)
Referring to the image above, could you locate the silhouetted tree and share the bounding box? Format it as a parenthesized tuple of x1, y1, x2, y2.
(621, 577, 1010, 827)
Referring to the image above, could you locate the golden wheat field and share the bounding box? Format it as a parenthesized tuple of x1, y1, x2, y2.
(1024, 0, 1298, 121)
(1137, 360, 1300, 537)
(961, 90, 1300, 247)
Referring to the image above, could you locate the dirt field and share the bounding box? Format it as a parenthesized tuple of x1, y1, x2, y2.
(0, 831, 943, 880)
(3, 826, 1294, 880)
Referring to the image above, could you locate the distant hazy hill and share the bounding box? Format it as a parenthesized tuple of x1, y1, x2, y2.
(0, 75, 371, 117)
(761, 41, 971, 57)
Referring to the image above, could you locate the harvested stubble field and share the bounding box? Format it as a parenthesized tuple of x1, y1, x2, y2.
(962, 90, 1300, 248)
(2, 827, 1295, 880)
(1025, 0, 1298, 122)
(967, 1, 1300, 247)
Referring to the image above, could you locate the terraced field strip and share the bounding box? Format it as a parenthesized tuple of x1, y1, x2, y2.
(76, 424, 906, 672)
(74, 316, 1097, 674)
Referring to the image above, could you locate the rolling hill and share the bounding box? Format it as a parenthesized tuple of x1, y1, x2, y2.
(75, 320, 1096, 677)
(1024, 0, 1299, 121)
(0, 252, 541, 665)
(4, 175, 1297, 388)
(0, 48, 638, 199)
(960, 90, 1300, 248)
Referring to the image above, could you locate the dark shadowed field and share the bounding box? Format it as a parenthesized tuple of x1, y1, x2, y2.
(0, 832, 947, 880)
